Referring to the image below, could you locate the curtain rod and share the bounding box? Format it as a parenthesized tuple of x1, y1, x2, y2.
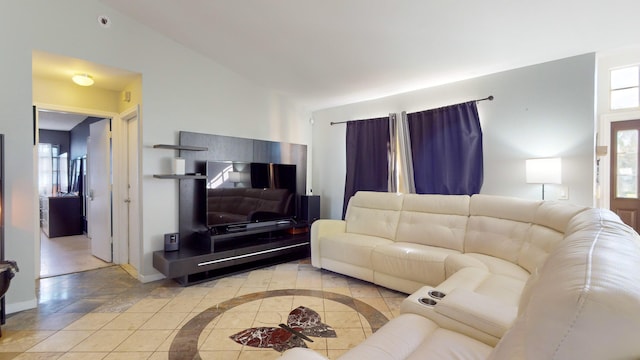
(329, 95, 494, 125)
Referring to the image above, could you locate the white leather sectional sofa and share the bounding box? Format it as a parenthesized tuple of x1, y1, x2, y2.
(279, 191, 640, 359)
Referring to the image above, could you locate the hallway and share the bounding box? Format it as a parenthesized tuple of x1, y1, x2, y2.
(40, 232, 112, 278)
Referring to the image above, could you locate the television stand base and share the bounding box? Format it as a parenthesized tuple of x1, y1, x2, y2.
(153, 223, 310, 286)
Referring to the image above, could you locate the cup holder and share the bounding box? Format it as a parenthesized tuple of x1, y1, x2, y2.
(418, 297, 438, 306)
(428, 290, 446, 300)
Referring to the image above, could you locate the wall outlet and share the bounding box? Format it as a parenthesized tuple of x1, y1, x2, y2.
(558, 186, 569, 200)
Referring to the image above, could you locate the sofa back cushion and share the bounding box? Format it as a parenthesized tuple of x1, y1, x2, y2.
(465, 195, 540, 264)
(345, 191, 403, 240)
(490, 208, 640, 359)
(518, 201, 588, 273)
(396, 194, 469, 251)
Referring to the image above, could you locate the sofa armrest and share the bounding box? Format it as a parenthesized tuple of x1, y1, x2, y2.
(310, 219, 346, 267)
(279, 347, 329, 360)
(434, 287, 517, 339)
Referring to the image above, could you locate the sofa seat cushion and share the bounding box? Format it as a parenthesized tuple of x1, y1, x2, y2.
(332, 313, 492, 360)
(462, 254, 530, 281)
(436, 267, 527, 307)
(319, 233, 392, 269)
(372, 243, 460, 286)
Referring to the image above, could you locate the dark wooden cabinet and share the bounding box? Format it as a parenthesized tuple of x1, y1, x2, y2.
(40, 196, 83, 238)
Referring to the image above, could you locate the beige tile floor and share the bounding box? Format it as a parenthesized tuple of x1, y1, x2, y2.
(0, 259, 406, 359)
(40, 231, 112, 278)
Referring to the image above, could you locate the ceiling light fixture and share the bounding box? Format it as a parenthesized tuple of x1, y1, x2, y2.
(72, 74, 94, 86)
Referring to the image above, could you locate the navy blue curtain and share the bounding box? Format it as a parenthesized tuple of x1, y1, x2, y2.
(343, 116, 390, 218)
(406, 101, 483, 195)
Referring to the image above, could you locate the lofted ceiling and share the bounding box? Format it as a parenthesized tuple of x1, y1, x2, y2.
(97, 0, 640, 111)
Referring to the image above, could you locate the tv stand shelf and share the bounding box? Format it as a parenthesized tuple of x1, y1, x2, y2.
(153, 174, 207, 179)
(153, 222, 310, 285)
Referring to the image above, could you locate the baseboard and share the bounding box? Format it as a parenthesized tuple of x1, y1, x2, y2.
(139, 272, 165, 283)
(6, 298, 37, 315)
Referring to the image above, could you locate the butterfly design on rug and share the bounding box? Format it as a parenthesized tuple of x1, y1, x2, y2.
(229, 305, 337, 352)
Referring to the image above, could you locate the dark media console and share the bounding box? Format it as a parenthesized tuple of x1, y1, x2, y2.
(153, 221, 310, 285)
(152, 131, 311, 285)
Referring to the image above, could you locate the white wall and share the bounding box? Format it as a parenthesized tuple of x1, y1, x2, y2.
(0, 0, 311, 312)
(312, 54, 596, 220)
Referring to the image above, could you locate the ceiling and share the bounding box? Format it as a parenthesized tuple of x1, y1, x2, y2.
(38, 110, 88, 132)
(33, 50, 139, 92)
(96, 0, 640, 111)
(33, 50, 139, 130)
(33, 1, 640, 124)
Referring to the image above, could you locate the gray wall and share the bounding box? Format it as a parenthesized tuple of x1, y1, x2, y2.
(311, 54, 596, 219)
(38, 130, 70, 155)
(69, 117, 104, 161)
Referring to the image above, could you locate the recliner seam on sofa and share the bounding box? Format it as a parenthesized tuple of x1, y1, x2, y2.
(551, 210, 604, 359)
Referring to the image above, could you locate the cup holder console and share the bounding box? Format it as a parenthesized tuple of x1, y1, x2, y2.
(418, 289, 447, 307)
(418, 297, 438, 306)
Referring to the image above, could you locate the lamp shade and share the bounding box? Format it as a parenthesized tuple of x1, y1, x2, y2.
(228, 171, 242, 183)
(526, 158, 562, 184)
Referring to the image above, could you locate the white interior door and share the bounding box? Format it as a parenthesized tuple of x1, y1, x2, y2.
(87, 119, 112, 262)
(126, 110, 140, 271)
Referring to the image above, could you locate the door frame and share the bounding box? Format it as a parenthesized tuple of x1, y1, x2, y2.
(598, 109, 640, 210)
(115, 105, 142, 272)
(33, 103, 134, 273)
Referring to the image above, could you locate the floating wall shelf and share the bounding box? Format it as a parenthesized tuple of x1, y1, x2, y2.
(153, 174, 206, 179)
(153, 144, 208, 151)
(153, 144, 208, 179)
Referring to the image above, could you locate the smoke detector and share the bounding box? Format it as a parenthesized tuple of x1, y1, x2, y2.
(97, 15, 111, 28)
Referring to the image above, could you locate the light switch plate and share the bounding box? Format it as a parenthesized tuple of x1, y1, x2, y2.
(558, 186, 569, 200)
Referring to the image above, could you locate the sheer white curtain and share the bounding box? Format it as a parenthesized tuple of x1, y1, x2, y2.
(388, 113, 397, 192)
(397, 111, 416, 193)
(38, 143, 53, 196)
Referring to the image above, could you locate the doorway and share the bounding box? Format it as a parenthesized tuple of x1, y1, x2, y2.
(33, 50, 143, 279)
(35, 105, 143, 278)
(37, 109, 112, 277)
(120, 107, 141, 275)
(610, 119, 640, 232)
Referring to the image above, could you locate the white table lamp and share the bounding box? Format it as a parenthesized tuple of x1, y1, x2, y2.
(526, 158, 562, 200)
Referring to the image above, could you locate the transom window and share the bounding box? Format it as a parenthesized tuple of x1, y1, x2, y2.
(611, 65, 640, 110)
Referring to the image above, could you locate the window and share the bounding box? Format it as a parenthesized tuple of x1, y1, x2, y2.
(616, 129, 638, 199)
(38, 143, 68, 196)
(611, 65, 640, 110)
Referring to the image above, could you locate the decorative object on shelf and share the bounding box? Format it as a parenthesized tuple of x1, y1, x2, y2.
(525, 157, 562, 200)
(173, 158, 185, 175)
(164, 233, 180, 252)
(152, 144, 208, 179)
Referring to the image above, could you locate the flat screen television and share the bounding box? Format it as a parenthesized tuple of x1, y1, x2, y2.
(205, 161, 297, 231)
